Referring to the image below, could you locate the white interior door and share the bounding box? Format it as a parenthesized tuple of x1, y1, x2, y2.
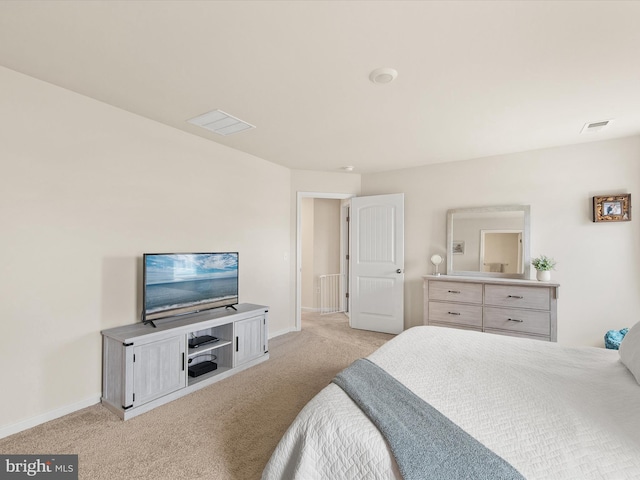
(349, 193, 404, 334)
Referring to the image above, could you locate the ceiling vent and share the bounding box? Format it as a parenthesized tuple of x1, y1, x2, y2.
(187, 109, 255, 136)
(581, 120, 611, 134)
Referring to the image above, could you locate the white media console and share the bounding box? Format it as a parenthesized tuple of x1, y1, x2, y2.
(101, 303, 269, 420)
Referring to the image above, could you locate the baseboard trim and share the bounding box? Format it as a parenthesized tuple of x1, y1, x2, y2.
(0, 395, 101, 440)
(269, 326, 298, 338)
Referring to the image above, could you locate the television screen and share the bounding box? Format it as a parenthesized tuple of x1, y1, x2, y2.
(143, 252, 238, 322)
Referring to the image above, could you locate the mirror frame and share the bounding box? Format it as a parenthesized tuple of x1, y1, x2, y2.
(446, 205, 531, 279)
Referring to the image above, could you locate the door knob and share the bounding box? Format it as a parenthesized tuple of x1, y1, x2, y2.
(396, 269, 402, 274)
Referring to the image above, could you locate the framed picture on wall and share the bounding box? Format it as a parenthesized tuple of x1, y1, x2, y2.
(593, 194, 631, 222)
(452, 241, 465, 254)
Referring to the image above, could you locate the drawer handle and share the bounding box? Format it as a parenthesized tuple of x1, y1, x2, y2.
(507, 295, 524, 299)
(448, 312, 461, 316)
(448, 290, 461, 294)
(507, 318, 524, 323)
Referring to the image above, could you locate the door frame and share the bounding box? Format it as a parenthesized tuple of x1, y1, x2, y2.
(295, 192, 354, 331)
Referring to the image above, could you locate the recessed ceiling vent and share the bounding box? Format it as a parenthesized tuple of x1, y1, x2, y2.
(187, 109, 255, 136)
(581, 120, 611, 134)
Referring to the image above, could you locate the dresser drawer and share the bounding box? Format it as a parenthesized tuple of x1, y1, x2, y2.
(483, 306, 551, 336)
(429, 281, 483, 304)
(430, 322, 482, 333)
(484, 329, 550, 341)
(484, 285, 550, 311)
(429, 302, 482, 328)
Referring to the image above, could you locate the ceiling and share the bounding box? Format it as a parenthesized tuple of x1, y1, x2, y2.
(1, 1, 640, 174)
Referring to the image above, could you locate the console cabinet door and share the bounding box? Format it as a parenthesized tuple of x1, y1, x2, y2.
(132, 335, 186, 406)
(235, 315, 265, 366)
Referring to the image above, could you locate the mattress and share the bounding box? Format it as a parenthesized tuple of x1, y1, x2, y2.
(262, 326, 640, 479)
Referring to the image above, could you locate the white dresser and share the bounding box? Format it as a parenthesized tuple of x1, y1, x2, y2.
(423, 275, 559, 341)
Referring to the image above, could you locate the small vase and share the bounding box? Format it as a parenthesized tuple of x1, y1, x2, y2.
(536, 270, 551, 282)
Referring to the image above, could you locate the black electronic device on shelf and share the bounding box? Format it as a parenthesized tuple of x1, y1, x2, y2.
(188, 361, 218, 378)
(189, 335, 219, 349)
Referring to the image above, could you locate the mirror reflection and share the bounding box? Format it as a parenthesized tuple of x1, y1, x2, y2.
(446, 205, 530, 279)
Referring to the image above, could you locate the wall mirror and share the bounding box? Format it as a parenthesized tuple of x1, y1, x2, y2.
(446, 205, 530, 279)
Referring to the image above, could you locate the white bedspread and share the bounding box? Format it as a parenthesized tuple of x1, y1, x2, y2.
(262, 326, 640, 479)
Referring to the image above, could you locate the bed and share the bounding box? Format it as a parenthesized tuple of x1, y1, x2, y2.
(262, 325, 640, 479)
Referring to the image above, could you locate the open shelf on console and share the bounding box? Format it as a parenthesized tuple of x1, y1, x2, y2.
(187, 338, 232, 357)
(186, 323, 233, 386)
(188, 366, 233, 386)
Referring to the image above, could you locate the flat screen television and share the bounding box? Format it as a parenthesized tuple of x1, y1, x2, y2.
(142, 252, 238, 325)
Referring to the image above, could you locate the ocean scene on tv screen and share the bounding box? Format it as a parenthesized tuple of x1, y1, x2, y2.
(145, 253, 238, 315)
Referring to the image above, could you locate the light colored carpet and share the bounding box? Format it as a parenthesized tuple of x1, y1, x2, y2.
(0, 312, 393, 479)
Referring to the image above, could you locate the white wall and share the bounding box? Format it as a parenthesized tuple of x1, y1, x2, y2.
(362, 136, 640, 347)
(291, 171, 361, 195)
(0, 67, 292, 435)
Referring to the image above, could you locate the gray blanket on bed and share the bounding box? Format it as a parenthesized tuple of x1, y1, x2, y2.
(332, 358, 525, 480)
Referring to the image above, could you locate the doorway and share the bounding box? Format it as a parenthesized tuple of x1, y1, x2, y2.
(296, 192, 353, 331)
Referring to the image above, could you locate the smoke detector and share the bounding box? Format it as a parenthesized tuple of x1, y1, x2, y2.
(581, 120, 612, 134)
(369, 68, 398, 85)
(187, 109, 255, 136)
